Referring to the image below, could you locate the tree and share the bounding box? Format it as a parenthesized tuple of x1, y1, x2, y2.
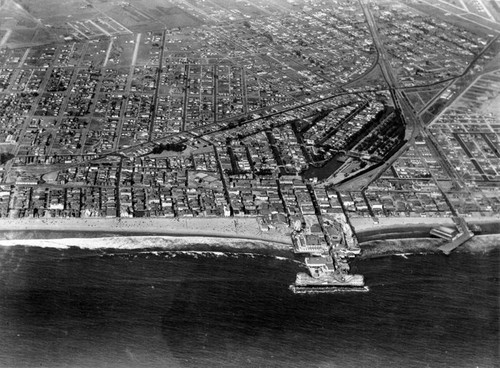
(0, 153, 14, 165)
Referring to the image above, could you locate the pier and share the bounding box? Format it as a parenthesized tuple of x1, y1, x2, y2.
(436, 217, 475, 255)
(290, 214, 367, 293)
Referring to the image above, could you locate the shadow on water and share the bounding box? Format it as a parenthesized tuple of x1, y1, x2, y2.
(303, 153, 346, 181)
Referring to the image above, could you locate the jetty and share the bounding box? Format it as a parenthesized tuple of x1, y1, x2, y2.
(436, 217, 474, 255)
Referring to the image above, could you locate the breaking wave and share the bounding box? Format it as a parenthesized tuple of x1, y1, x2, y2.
(0, 235, 283, 250)
(0, 235, 302, 264)
(100, 249, 304, 265)
(359, 234, 500, 259)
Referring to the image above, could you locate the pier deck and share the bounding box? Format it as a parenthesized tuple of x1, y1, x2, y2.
(438, 232, 474, 255)
(438, 217, 474, 255)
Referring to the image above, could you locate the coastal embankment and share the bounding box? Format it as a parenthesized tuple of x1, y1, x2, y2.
(351, 216, 500, 243)
(352, 216, 500, 258)
(351, 217, 455, 243)
(358, 234, 500, 259)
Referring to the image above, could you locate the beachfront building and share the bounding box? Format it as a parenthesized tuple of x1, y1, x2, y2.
(430, 226, 459, 241)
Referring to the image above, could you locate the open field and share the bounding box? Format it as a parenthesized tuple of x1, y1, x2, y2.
(3, 0, 202, 42)
(16, 0, 96, 19)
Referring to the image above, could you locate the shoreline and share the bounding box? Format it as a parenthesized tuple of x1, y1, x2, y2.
(2, 216, 497, 242)
(351, 216, 500, 242)
(0, 216, 498, 259)
(0, 217, 293, 247)
(0, 235, 295, 258)
(358, 233, 500, 259)
(1, 232, 497, 260)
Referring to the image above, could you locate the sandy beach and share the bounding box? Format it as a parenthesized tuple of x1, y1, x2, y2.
(358, 238, 444, 258)
(0, 215, 497, 257)
(350, 216, 457, 233)
(353, 216, 500, 258)
(351, 215, 500, 240)
(358, 233, 500, 259)
(0, 217, 293, 246)
(353, 215, 500, 258)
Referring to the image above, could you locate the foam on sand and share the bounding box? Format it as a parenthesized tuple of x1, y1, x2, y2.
(0, 234, 292, 252)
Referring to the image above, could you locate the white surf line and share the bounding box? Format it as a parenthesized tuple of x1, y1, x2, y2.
(0, 29, 12, 47)
(131, 33, 141, 66)
(103, 38, 114, 67)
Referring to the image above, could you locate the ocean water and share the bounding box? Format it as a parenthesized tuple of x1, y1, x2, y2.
(0, 242, 498, 368)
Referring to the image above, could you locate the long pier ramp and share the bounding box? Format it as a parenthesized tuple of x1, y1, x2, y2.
(438, 232, 474, 255)
(437, 217, 474, 255)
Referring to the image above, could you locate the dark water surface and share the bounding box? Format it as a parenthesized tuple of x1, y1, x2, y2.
(0, 245, 498, 368)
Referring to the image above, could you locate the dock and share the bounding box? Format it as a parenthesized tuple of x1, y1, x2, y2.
(290, 214, 366, 293)
(437, 217, 474, 255)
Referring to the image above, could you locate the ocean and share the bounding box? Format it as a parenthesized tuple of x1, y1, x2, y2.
(0, 240, 498, 368)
